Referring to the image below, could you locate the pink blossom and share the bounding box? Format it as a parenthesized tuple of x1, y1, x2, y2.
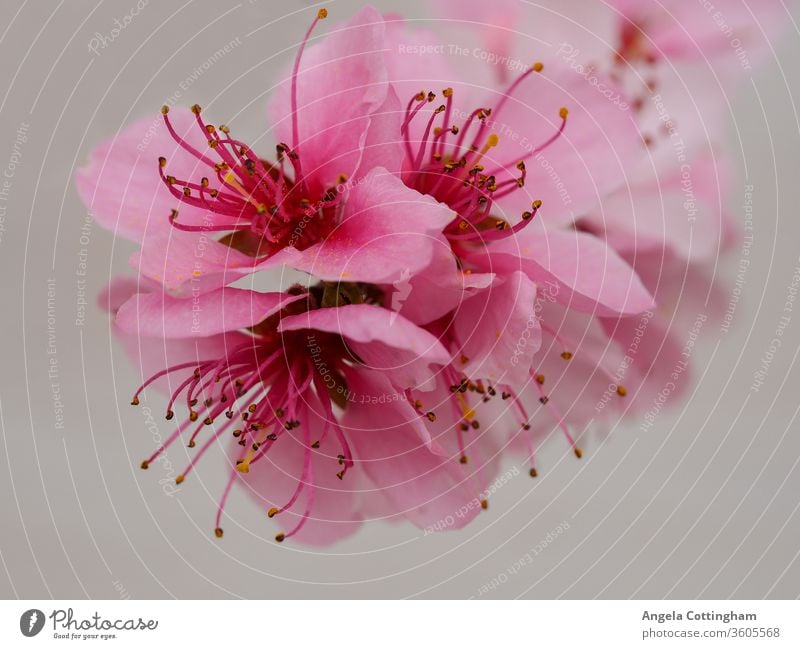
(109, 276, 510, 544)
(384, 18, 644, 225)
(381, 18, 652, 310)
(610, 0, 786, 68)
(80, 3, 771, 545)
(373, 16, 669, 470)
(427, 0, 783, 264)
(381, 2, 772, 456)
(77, 7, 451, 296)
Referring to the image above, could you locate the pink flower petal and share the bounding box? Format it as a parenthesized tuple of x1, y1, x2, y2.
(393, 241, 495, 325)
(358, 87, 405, 176)
(116, 287, 304, 338)
(76, 108, 215, 242)
(483, 63, 642, 224)
(267, 6, 391, 193)
(343, 368, 483, 530)
(279, 303, 450, 389)
(290, 167, 455, 285)
(587, 152, 730, 262)
(611, 0, 785, 65)
(431, 0, 616, 75)
(97, 276, 146, 314)
(454, 271, 541, 385)
(113, 323, 251, 400)
(467, 223, 654, 317)
(132, 227, 300, 296)
(430, 0, 521, 84)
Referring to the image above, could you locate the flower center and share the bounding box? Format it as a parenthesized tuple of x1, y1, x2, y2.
(130, 280, 369, 543)
(399, 63, 568, 248)
(157, 9, 337, 258)
(617, 20, 659, 66)
(438, 326, 627, 478)
(158, 105, 345, 257)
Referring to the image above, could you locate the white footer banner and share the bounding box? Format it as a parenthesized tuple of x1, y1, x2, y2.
(1, 600, 797, 647)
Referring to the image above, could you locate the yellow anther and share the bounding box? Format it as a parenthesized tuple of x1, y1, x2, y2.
(456, 392, 476, 421)
(223, 171, 263, 210)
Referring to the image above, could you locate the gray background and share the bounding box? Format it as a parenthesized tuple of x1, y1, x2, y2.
(1, 0, 799, 599)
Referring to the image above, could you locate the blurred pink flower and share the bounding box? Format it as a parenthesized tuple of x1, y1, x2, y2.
(428, 0, 784, 263)
(610, 0, 786, 68)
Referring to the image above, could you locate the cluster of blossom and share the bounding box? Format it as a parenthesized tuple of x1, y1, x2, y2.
(76, 2, 782, 544)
